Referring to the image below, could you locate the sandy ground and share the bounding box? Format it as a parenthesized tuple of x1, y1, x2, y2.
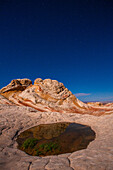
(0, 104, 113, 170)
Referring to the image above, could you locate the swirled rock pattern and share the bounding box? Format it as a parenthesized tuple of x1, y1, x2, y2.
(0, 78, 113, 169)
(0, 78, 113, 115)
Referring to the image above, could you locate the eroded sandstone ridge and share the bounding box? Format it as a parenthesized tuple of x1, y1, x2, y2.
(0, 78, 113, 115)
(0, 78, 113, 170)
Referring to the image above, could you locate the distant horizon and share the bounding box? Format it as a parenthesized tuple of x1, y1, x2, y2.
(0, 0, 113, 102)
(77, 98, 113, 103)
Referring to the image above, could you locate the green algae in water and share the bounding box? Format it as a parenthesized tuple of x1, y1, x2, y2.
(35, 142, 60, 156)
(16, 122, 95, 156)
(22, 138, 38, 149)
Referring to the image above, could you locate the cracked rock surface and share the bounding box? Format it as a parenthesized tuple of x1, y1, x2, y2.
(0, 104, 113, 170)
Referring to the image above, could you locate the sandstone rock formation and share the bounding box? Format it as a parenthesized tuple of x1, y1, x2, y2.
(0, 78, 113, 170)
(0, 78, 113, 116)
(0, 102, 113, 170)
(0, 78, 32, 98)
(0, 94, 13, 105)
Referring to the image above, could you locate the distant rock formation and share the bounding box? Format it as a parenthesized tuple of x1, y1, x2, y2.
(0, 78, 113, 115)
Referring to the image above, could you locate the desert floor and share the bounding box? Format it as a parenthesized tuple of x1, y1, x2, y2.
(0, 104, 113, 170)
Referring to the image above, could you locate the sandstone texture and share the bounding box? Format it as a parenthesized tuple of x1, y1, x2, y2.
(0, 104, 113, 170)
(0, 78, 113, 116)
(0, 95, 13, 105)
(0, 79, 32, 94)
(0, 78, 113, 170)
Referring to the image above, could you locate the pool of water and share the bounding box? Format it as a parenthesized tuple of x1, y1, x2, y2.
(16, 122, 95, 156)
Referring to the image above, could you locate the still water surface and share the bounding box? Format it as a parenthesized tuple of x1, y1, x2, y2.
(17, 122, 95, 156)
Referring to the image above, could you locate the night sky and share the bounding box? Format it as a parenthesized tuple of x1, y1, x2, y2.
(0, 0, 113, 101)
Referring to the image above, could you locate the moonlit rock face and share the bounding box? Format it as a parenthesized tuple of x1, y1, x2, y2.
(0, 78, 113, 115)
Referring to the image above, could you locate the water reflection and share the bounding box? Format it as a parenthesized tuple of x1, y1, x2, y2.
(17, 122, 95, 156)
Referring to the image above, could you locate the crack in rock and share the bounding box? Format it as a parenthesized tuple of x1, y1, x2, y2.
(67, 157, 74, 170)
(28, 161, 32, 170)
(11, 128, 23, 140)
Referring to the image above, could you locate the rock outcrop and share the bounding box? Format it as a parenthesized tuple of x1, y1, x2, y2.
(0, 78, 113, 170)
(0, 94, 13, 105)
(0, 78, 32, 98)
(0, 78, 113, 115)
(0, 103, 113, 170)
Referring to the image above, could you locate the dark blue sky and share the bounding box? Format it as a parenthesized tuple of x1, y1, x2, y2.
(0, 0, 113, 101)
